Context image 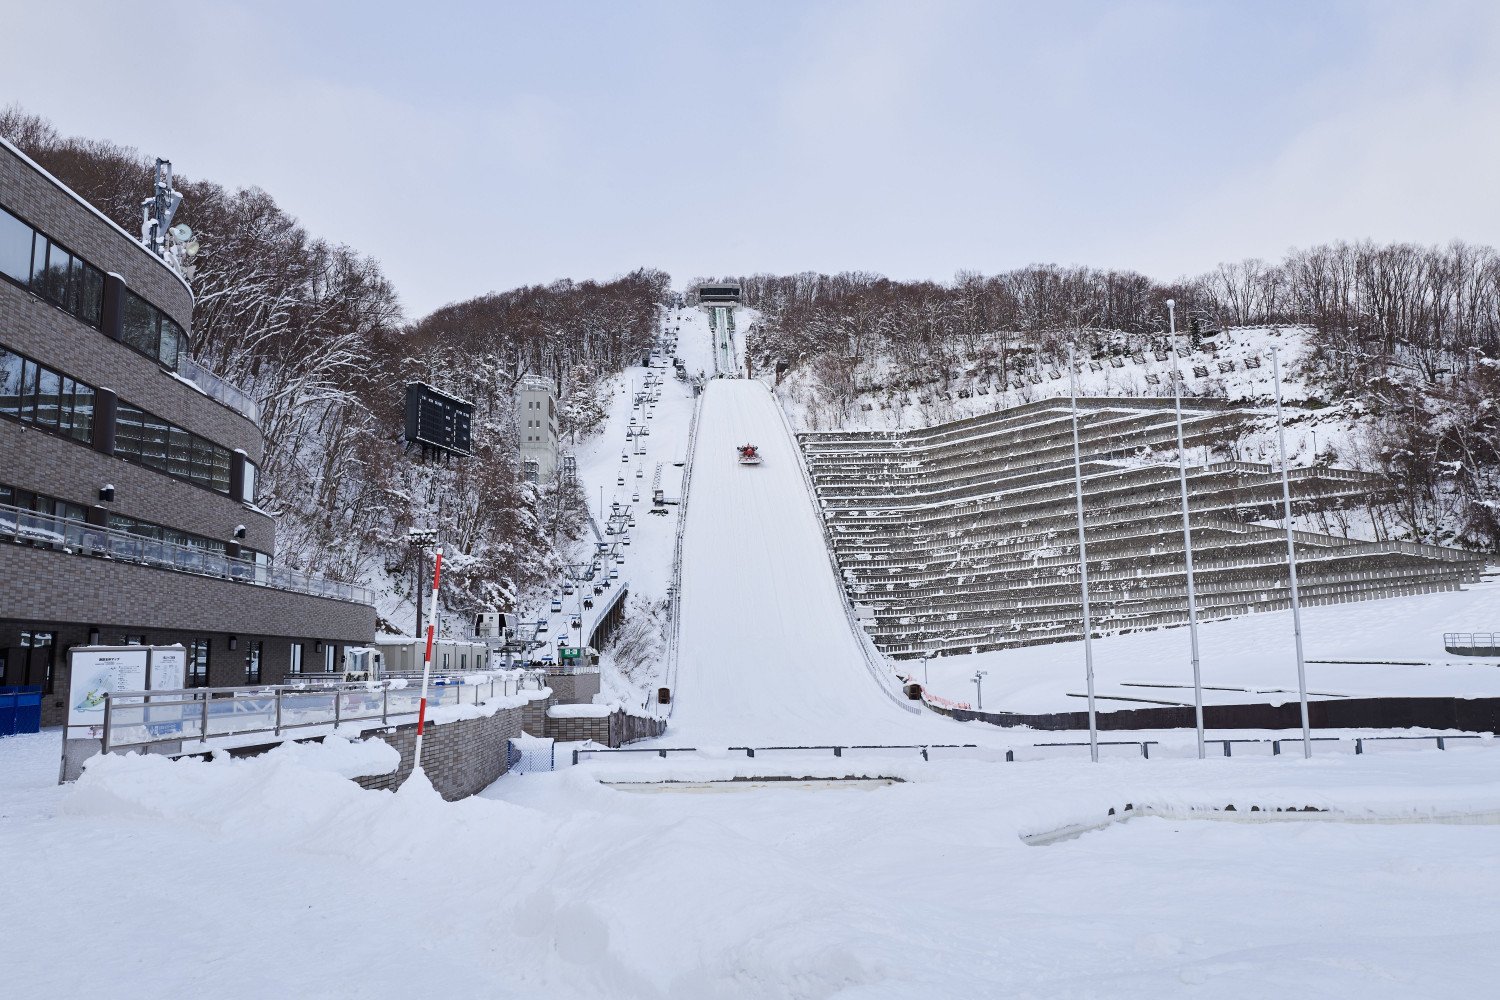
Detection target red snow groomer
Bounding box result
[736,443,762,465]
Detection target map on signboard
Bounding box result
[68,648,149,734]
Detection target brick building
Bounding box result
[1,136,375,725]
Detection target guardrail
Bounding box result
[97,672,538,755]
[1,501,374,606]
[573,734,1488,766]
[1444,632,1500,655]
[177,355,260,422]
[575,743,980,764]
[662,389,704,713]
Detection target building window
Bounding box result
[244,641,263,685]
[114,400,234,495]
[323,644,335,672]
[17,630,55,693]
[0,205,195,363]
[187,639,211,688]
[0,345,95,444]
[0,206,106,330]
[288,642,303,676]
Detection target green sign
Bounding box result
[559,647,582,660]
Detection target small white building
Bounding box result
[374,635,494,674]
[516,375,559,482]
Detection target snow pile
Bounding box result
[7,725,1500,997]
[425,687,551,725]
[548,703,614,719]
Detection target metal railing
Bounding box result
[575,743,981,764]
[0,501,373,606]
[663,389,704,711]
[177,354,260,422]
[573,734,1488,766]
[1444,632,1500,654]
[99,672,542,755]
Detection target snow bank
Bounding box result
[548,703,613,719]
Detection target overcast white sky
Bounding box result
[7,1,1499,318]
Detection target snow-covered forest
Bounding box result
[731,257,1500,551]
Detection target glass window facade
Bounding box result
[2,342,237,498]
[114,401,233,495]
[0,204,179,366]
[0,344,95,443]
[0,206,104,330]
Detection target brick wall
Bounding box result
[356,704,525,801]
[0,416,273,551]
[545,707,666,746]
[1,284,263,462]
[545,670,601,705]
[521,692,549,736]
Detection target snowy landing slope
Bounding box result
[671,378,977,746]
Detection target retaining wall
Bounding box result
[545,670,602,705]
[355,706,524,801]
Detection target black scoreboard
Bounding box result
[404,383,473,457]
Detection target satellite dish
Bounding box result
[183,238,200,257]
[169,223,193,243]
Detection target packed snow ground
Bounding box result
[917,576,1500,713]
[4,728,1500,998]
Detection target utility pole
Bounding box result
[972,669,987,712]
[1168,300,1206,759]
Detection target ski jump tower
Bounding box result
[697,282,741,377]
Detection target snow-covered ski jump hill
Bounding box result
[671,378,974,747]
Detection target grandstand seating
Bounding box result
[799,398,1485,658]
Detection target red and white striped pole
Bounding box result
[412,545,443,774]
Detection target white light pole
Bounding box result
[972,669,987,712]
[1167,301,1206,759]
[922,653,930,689]
[1068,345,1100,762]
[1272,345,1312,758]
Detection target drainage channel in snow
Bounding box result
[1022,803,1500,846]
[604,776,902,794]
